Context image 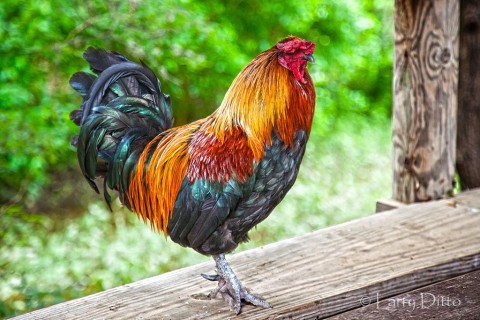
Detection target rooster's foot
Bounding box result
[201,254,271,314]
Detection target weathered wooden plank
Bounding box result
[452,188,480,209]
[326,270,480,320]
[375,198,406,212]
[457,0,480,189]
[392,0,459,203]
[11,190,480,320]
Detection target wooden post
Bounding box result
[457,0,480,189]
[392,0,459,203]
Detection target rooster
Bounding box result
[70,36,315,314]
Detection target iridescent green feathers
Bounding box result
[69,48,173,208]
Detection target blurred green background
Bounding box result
[0,0,393,317]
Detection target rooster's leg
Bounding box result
[201,254,271,314]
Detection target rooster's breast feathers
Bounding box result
[167,128,309,255]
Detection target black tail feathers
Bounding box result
[70,47,173,208]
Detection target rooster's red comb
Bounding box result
[276,36,315,54]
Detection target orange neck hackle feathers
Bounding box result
[209,43,316,160]
[127,37,316,234]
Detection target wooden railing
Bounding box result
[12,189,480,319]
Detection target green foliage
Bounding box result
[0,0,392,209]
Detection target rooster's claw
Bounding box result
[204,254,272,314]
[201,273,221,281]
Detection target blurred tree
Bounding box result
[0,0,392,213]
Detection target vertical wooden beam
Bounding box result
[457,0,480,189]
[392,0,459,203]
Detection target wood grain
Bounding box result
[12,189,480,320]
[452,188,480,208]
[457,0,480,190]
[392,0,459,203]
[326,270,480,320]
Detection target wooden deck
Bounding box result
[12,189,480,319]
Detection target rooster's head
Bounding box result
[276,36,315,84]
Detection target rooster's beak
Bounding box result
[303,54,315,63]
